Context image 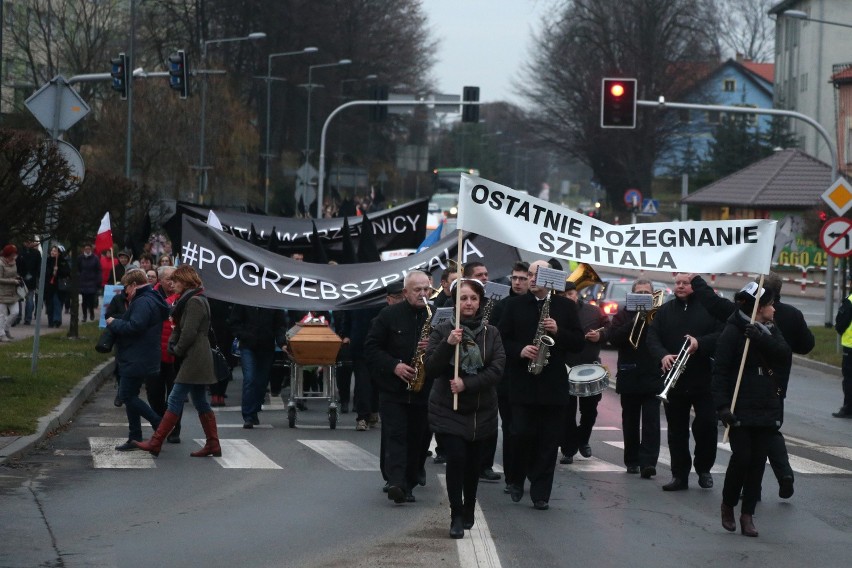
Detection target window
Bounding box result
[723,79,736,92]
[800,72,808,92]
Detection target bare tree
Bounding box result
[717,0,775,62]
[519,0,722,210]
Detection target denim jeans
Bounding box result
[24,288,36,323]
[118,374,161,441]
[240,348,274,421]
[167,382,212,415]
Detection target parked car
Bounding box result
[580,278,673,321]
[427,193,459,231]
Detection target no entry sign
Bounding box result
[820,217,852,258]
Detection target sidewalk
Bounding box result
[0,309,115,464]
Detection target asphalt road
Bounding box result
[1,354,850,568]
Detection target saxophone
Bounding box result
[527,292,556,375]
[408,302,433,392]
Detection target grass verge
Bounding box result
[0,322,112,435]
[806,326,842,368]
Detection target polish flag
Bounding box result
[94,212,113,255]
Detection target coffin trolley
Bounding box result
[284,319,343,429]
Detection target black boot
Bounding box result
[449,508,464,539]
[463,500,476,530]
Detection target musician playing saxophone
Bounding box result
[646,273,724,492]
[497,260,584,510]
[364,271,434,504]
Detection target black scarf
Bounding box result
[171,287,204,324]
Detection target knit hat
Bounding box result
[1,244,17,257]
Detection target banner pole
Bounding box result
[722,273,765,444]
[453,229,462,411]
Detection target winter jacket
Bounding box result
[76,253,102,294]
[169,292,215,385]
[108,285,169,377]
[497,292,585,406]
[16,247,40,289]
[425,320,505,441]
[609,306,663,395]
[0,257,19,304]
[712,311,791,427]
[565,300,609,366]
[364,300,432,405]
[227,305,286,352]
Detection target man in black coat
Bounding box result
[16,240,40,325]
[364,271,434,504]
[690,272,813,499]
[497,260,584,510]
[646,273,723,492]
[609,279,664,478]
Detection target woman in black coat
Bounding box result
[712,282,791,538]
[425,278,505,539]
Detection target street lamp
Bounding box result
[302,58,351,216]
[263,47,318,214]
[782,10,852,29]
[196,31,266,202]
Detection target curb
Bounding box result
[792,354,841,376]
[0,358,115,465]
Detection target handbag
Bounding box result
[95,327,115,353]
[211,344,232,383]
[16,281,28,301]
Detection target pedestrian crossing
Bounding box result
[80,428,852,474]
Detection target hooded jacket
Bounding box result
[108,284,169,377]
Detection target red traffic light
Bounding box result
[601,78,637,129]
[610,83,625,98]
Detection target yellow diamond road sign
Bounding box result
[822,178,852,216]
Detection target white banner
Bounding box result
[457,175,777,274]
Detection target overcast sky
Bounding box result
[425,0,554,106]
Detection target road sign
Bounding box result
[24,75,90,134]
[821,178,852,216]
[640,198,659,215]
[820,217,852,258]
[623,188,642,208]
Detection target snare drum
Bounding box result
[567,364,610,397]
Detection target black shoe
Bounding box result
[533,500,549,510]
[662,477,688,491]
[559,454,574,464]
[387,485,406,504]
[115,440,141,451]
[243,420,254,429]
[383,482,389,493]
[113,393,123,407]
[626,465,640,474]
[449,515,464,539]
[252,416,260,425]
[433,453,447,465]
[779,475,794,499]
[270,389,281,397]
[832,407,852,418]
[508,484,524,503]
[640,466,656,479]
[503,483,512,494]
[579,444,592,458]
[166,428,181,444]
[698,472,713,489]
[405,491,416,503]
[418,468,427,487]
[480,468,501,482]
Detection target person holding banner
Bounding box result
[646,273,723,492]
[364,271,434,504]
[712,283,791,537]
[497,260,584,510]
[425,278,505,538]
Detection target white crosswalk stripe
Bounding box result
[89,437,156,469]
[207,439,282,469]
[604,441,727,473]
[298,440,380,471]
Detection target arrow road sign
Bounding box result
[820,217,852,258]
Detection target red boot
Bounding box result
[135,411,180,457]
[191,411,222,457]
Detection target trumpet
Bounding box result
[657,337,691,403]
[628,290,665,349]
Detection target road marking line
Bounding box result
[89,437,156,469]
[202,439,282,469]
[298,440,380,471]
[814,446,852,462]
[604,441,727,474]
[716,442,850,475]
[438,474,502,568]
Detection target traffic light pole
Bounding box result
[315,98,481,218]
[639,97,839,326]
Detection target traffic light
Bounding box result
[369,85,388,122]
[601,78,637,128]
[168,50,190,99]
[819,210,828,223]
[111,53,128,100]
[462,86,480,123]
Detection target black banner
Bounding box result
[164,199,429,258]
[180,217,520,311]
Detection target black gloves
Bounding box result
[719,408,739,427]
[744,323,762,340]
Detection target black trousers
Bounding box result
[353,359,373,420]
[561,393,602,456]
[509,403,564,503]
[380,399,428,492]
[663,390,717,479]
[723,426,772,515]
[145,362,179,426]
[480,393,511,475]
[620,392,661,468]
[80,292,98,320]
[767,398,793,483]
[336,363,353,405]
[437,433,488,511]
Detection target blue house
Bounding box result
[656,57,775,176]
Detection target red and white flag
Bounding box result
[94,212,113,255]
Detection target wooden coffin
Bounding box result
[286,323,342,365]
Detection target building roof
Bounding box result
[682,149,831,208]
[741,61,774,84]
[768,0,803,15]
